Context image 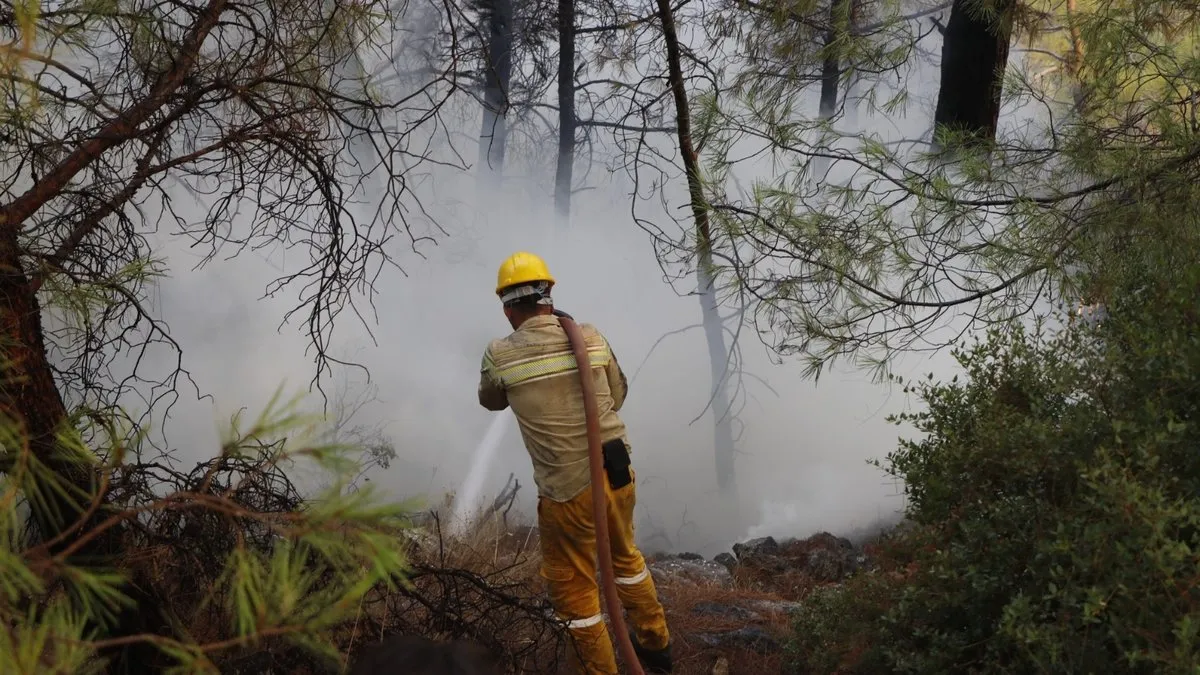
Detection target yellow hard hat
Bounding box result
[495,251,556,295]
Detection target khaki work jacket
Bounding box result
[478,314,630,502]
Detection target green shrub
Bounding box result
[786,571,899,674]
[791,247,1200,673]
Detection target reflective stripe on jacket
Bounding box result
[478,314,629,502]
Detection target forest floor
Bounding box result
[399,515,881,675]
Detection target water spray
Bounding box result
[451,413,511,536]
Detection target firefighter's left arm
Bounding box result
[478,347,509,411]
[605,339,629,411]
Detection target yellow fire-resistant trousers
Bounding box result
[537,470,670,675]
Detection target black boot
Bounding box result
[629,628,673,674]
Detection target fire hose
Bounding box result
[556,310,645,675]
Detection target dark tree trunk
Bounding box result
[813,0,848,182]
[932,0,1015,147]
[818,52,838,120]
[0,227,167,674]
[0,3,229,667]
[0,228,89,541]
[818,0,847,121]
[477,0,514,179]
[554,0,575,222]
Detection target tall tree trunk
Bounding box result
[1063,0,1089,112]
[554,0,575,222]
[655,0,737,498]
[0,229,90,543]
[932,0,1015,148]
[814,0,848,182]
[818,0,846,121]
[1065,0,1083,77]
[477,0,514,180]
[842,1,863,128]
[699,265,737,495]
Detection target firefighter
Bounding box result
[477,251,673,674]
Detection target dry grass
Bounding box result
[731,564,821,603]
[413,513,543,575]
[342,512,572,674]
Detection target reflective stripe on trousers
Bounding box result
[538,469,670,675]
[565,613,604,630]
[614,567,650,586]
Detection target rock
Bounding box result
[399,529,438,553]
[694,626,779,654]
[712,657,730,675]
[723,531,870,593]
[732,536,779,561]
[732,537,791,575]
[649,556,732,588]
[805,531,855,553]
[713,552,737,571]
[677,551,704,561]
[806,548,848,582]
[799,532,862,581]
[690,601,761,622]
[745,599,803,615]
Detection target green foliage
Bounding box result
[790,231,1200,673]
[787,572,898,674]
[0,386,415,674]
[689,0,1200,381]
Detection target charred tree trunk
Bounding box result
[655,0,737,499]
[818,0,847,121]
[814,0,848,182]
[554,0,576,222]
[477,0,514,180]
[932,0,1015,148]
[0,229,91,541]
[818,53,837,119]
[841,1,864,127]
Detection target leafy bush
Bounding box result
[790,244,1200,673]
[786,573,897,674]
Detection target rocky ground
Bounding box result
[644,532,873,674]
